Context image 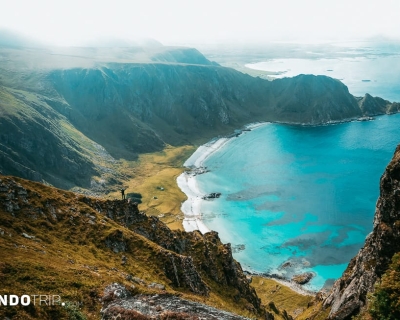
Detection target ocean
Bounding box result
[194,115,400,291]
[246,41,400,102]
[181,42,400,291]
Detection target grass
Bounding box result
[0,175,265,320]
[0,176,172,319]
[250,276,314,319]
[108,145,196,230]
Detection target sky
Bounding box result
[1,0,400,46]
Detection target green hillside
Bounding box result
[1,46,398,191]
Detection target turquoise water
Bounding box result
[196,114,400,290]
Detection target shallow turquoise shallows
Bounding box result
[195,113,400,291]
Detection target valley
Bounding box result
[1,45,399,193]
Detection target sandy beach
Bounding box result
[177,137,230,234]
[176,122,267,234]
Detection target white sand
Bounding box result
[177,123,269,235]
[177,137,232,234]
[183,137,230,167]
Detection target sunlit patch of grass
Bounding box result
[251,276,314,319]
[109,145,195,230]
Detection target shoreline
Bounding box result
[175,117,380,293]
[176,116,365,234]
[176,122,267,234]
[244,270,318,297]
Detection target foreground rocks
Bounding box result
[0,174,263,317]
[291,272,314,285]
[80,195,262,311]
[101,283,251,320]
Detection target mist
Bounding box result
[1,0,400,47]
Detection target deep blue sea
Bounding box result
[196,114,400,291]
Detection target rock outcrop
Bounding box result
[100,283,251,320]
[322,144,400,319]
[291,272,314,285]
[0,175,263,318]
[82,196,260,309]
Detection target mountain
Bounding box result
[0,46,399,191]
[357,93,400,116]
[0,174,267,319]
[268,74,362,123]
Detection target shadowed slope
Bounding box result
[1,46,399,190]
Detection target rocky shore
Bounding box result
[101,283,253,320]
[243,271,316,297]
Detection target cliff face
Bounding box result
[0,86,97,188]
[357,93,391,116]
[47,64,271,156]
[82,195,261,311]
[322,144,400,319]
[269,74,362,123]
[0,175,263,319]
[1,46,399,190]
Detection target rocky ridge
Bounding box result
[0,174,264,319]
[81,195,261,311]
[321,144,400,319]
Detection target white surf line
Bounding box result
[177,137,231,234]
[177,123,269,234]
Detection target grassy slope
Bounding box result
[0,85,100,188]
[0,175,267,320]
[370,253,400,318]
[251,276,313,319]
[108,145,196,230]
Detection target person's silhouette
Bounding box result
[121,188,125,200]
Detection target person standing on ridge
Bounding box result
[121,188,126,200]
